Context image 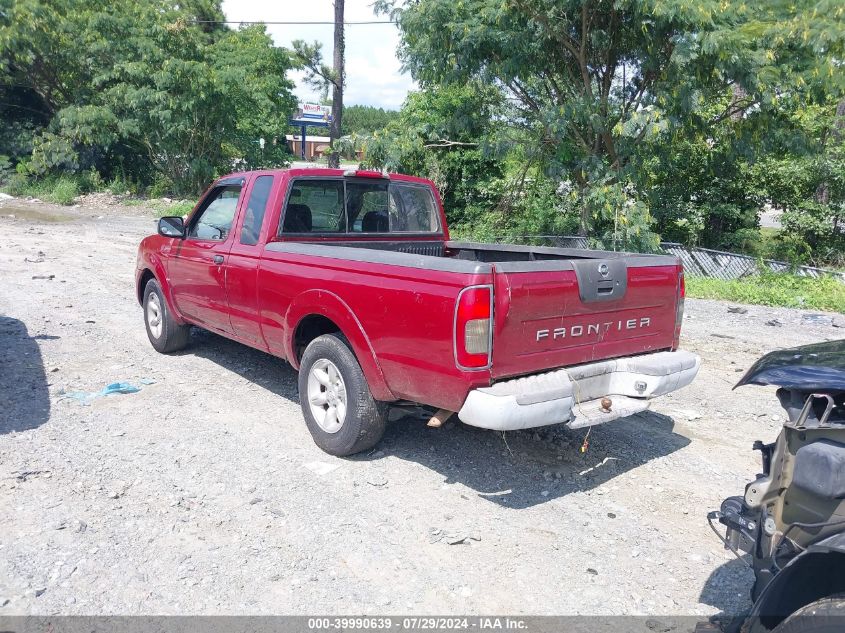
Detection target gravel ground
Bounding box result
[0,198,842,618]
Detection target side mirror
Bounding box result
[158,216,185,238]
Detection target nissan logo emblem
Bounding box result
[598,263,610,278]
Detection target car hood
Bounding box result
[734,339,845,391]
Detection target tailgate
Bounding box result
[490,257,681,380]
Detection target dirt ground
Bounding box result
[0,197,842,618]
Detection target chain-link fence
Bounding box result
[491,235,845,284]
[659,243,845,282]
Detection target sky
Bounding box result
[220,0,415,111]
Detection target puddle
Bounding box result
[0,204,73,222]
[802,313,834,326]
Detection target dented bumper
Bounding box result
[457,350,700,431]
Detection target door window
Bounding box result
[240,176,274,245]
[188,185,242,241]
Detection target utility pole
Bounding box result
[328,0,345,168]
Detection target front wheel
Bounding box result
[298,333,387,456]
[769,594,845,633]
[143,278,191,353]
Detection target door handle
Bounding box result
[212,255,224,264]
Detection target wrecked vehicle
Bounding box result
[709,340,845,632]
[136,168,699,456]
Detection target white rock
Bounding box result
[674,409,702,421]
[303,461,341,476]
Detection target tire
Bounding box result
[298,333,387,456]
[143,278,190,353]
[769,594,845,633]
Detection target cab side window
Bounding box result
[188,185,242,241]
[240,176,274,245]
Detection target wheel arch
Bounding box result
[293,314,342,360]
[284,290,395,402]
[136,254,185,324]
[751,542,845,630]
[137,269,156,305]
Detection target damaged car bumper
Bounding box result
[457,350,701,431]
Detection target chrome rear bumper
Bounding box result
[457,350,700,431]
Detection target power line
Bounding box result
[192,19,394,26]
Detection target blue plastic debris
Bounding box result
[62,381,142,406]
[101,382,141,395]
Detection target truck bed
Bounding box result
[265,239,682,382]
[281,238,672,265]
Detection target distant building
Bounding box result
[285,135,364,162]
[285,135,331,161]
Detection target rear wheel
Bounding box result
[143,278,190,353]
[769,594,845,633]
[298,333,387,456]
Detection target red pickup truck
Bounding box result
[136,168,699,456]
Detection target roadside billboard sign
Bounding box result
[291,103,332,125]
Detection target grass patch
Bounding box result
[45,177,80,205]
[2,175,80,205]
[687,272,845,312]
[1,172,198,216]
[147,199,195,218]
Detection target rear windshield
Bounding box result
[280,178,441,235]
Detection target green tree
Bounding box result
[631,91,763,251]
[378,0,845,247]
[342,105,399,135]
[362,83,506,228]
[0,0,297,194]
[752,99,845,265]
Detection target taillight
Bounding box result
[673,271,685,349]
[454,285,493,370]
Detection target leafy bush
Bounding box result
[686,272,845,312]
[756,230,815,266]
[0,155,12,183]
[106,174,138,196]
[1,173,31,197]
[78,169,105,193]
[146,177,171,198]
[451,176,582,242]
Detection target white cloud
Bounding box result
[221,0,415,110]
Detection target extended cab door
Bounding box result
[225,174,278,348]
[167,179,244,334]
